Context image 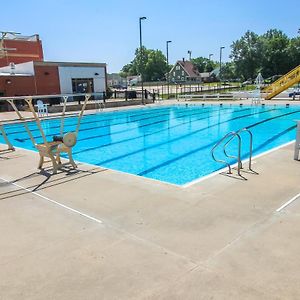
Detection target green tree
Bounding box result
[230,31,263,80]
[120,47,168,81]
[191,57,217,73]
[260,29,290,78]
[220,62,237,81]
[120,63,135,78]
[287,36,300,71]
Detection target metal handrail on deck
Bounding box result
[211,131,236,174]
[223,128,254,172]
[211,128,254,176]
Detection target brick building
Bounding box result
[0,32,107,99]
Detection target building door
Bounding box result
[72,78,94,94]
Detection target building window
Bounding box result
[173,72,175,76]
[72,78,94,93]
[182,71,184,75]
[176,65,180,70]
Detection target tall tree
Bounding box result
[287,36,300,71]
[230,31,263,80]
[220,62,236,81]
[191,57,217,73]
[260,29,290,78]
[120,47,168,81]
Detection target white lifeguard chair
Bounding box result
[252,72,264,105]
[36,99,48,117]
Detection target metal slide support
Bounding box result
[6,99,37,146]
[75,94,91,136]
[60,96,69,135]
[0,122,14,150]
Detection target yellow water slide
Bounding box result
[263,65,300,100]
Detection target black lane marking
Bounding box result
[5,106,175,135]
[138,110,300,176]
[90,108,277,166]
[72,107,252,155]
[19,105,234,143]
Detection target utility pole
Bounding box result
[166,40,172,99]
[219,46,225,86]
[139,17,147,105]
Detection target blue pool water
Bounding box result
[1,104,299,185]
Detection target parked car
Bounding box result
[288,91,300,98]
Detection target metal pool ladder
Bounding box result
[211,128,256,178]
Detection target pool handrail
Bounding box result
[223,128,254,172]
[211,131,236,174]
[211,128,254,177]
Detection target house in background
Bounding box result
[199,72,216,83]
[127,75,141,86]
[107,73,126,88]
[168,59,201,83]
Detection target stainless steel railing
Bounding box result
[211,128,254,177]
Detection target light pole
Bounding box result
[209,53,213,60]
[166,40,172,99]
[219,46,225,85]
[188,50,192,61]
[139,17,147,104]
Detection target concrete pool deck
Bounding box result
[1,101,300,299]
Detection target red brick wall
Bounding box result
[34,65,61,95]
[0,66,61,98]
[0,39,44,67]
[0,76,36,97]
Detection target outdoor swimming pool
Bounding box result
[1,104,299,185]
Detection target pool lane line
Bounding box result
[0,176,103,224]
[250,125,296,155]
[5,105,176,131]
[75,106,235,143]
[246,109,300,129]
[138,111,300,177]
[276,192,300,212]
[90,108,277,166]
[72,107,252,156]
[3,108,175,135]
[15,108,237,148]
[17,105,225,143]
[9,105,214,142]
[3,105,176,136]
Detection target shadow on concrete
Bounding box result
[0,165,108,201]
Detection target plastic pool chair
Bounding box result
[37,100,48,117]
